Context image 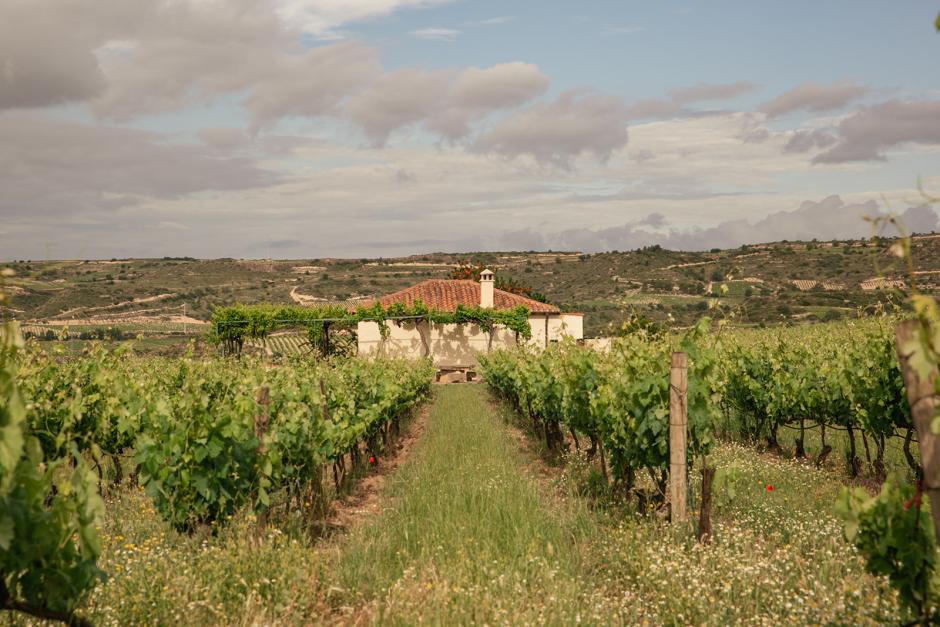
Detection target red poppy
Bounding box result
[766,484,774,492]
[369,456,376,464]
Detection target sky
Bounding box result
[2,0,940,260]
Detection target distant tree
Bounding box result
[449,262,549,303]
[497,275,549,303]
[449,261,488,280]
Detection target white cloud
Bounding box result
[0,0,109,109]
[347,68,451,145]
[813,100,940,163]
[466,16,513,26]
[504,195,938,252]
[761,80,870,117]
[624,81,759,121]
[198,127,251,152]
[4,106,938,260]
[275,0,454,38]
[3,1,938,260]
[448,63,549,110]
[0,112,280,216]
[473,90,629,167]
[157,221,191,231]
[347,62,549,146]
[0,0,384,128]
[94,39,138,58]
[669,81,759,104]
[410,27,461,41]
[624,98,682,120]
[2,0,545,140]
[783,128,837,153]
[242,42,381,132]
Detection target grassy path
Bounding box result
[325,385,901,626]
[326,384,599,624]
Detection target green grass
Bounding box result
[323,386,900,625]
[326,385,598,624]
[20,385,904,625]
[714,407,919,481]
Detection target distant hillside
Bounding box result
[3,234,939,336]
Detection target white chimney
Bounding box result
[480,268,494,308]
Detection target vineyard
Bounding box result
[478,314,940,622]
[480,317,915,489]
[245,334,314,357]
[479,318,723,496]
[1,308,434,624]
[5,0,940,622]
[4,289,940,623]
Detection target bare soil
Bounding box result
[326,396,433,532]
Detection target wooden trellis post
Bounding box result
[670,352,688,523]
[254,385,270,535]
[895,320,940,543]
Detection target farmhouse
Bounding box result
[357,269,583,366]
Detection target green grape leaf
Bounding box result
[0,512,13,550]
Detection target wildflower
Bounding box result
[369,456,377,464]
[766,484,774,492]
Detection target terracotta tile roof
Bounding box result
[358,279,559,313]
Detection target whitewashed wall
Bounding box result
[526,313,584,348]
[358,313,583,366]
[357,321,517,366]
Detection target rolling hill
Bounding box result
[3,234,938,337]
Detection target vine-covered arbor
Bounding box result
[211,301,532,358]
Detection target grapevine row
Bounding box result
[482,315,918,488]
[19,345,434,531]
[721,318,914,477]
[479,319,723,497]
[3,317,433,622]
